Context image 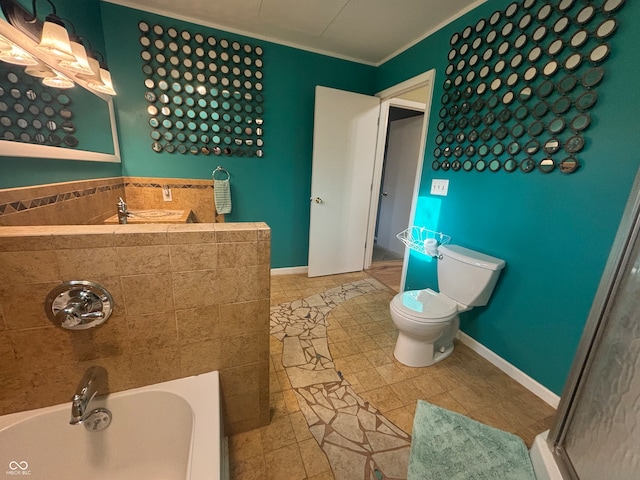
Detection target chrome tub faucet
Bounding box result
[70,366,108,425]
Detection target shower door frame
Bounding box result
[548,166,640,479]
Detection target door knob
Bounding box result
[310,197,324,204]
[381,192,388,196]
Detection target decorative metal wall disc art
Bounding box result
[139,20,265,157]
[433,0,624,174]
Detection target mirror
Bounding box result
[560,157,579,173]
[565,135,585,153]
[520,158,536,173]
[0,11,119,163]
[538,158,556,173]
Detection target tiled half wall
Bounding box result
[0,176,223,226]
[0,222,270,435]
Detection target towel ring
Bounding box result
[213,166,230,181]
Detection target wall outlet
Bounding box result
[430,179,449,196]
[162,186,172,202]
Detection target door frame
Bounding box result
[364,70,435,292]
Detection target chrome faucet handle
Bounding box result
[45,281,113,331]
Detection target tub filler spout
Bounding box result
[70,366,108,425]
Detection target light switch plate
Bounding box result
[430,179,449,196]
[162,187,172,202]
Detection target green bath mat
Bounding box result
[408,400,537,480]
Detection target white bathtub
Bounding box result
[0,371,228,480]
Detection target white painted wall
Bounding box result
[376,115,423,256]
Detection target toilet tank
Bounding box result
[437,245,506,307]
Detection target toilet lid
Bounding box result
[391,289,458,322]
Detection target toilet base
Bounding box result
[393,332,455,367]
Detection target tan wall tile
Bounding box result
[217,266,270,304]
[56,247,119,278]
[0,233,54,252]
[221,333,260,368]
[121,273,174,316]
[130,346,181,386]
[10,326,74,370]
[69,314,130,362]
[176,306,220,345]
[167,224,216,245]
[179,339,222,377]
[221,363,260,396]
[172,270,218,309]
[0,250,60,283]
[0,333,19,374]
[0,282,59,330]
[216,224,258,243]
[126,311,178,353]
[218,242,259,268]
[224,390,261,424]
[219,300,270,338]
[170,243,217,271]
[116,245,171,275]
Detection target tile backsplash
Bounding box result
[0,222,270,435]
[0,176,223,226]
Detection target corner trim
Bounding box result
[456,331,561,408]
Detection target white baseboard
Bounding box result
[271,266,308,276]
[456,331,560,408]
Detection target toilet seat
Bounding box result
[391,288,458,323]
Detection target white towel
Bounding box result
[214,179,232,214]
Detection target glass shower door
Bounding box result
[550,169,640,479]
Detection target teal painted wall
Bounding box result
[99,3,376,268]
[377,0,640,394]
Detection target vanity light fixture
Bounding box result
[0,0,117,95]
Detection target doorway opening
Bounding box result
[365,72,435,293]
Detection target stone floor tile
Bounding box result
[307,470,335,480]
[229,454,268,480]
[375,363,407,385]
[426,391,469,416]
[289,410,314,442]
[264,443,307,480]
[382,406,415,435]
[299,438,332,478]
[260,415,296,453]
[351,368,387,392]
[362,385,404,412]
[229,428,264,463]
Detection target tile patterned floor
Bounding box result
[228,272,557,480]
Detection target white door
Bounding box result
[376,115,424,256]
[308,86,380,277]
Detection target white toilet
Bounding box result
[389,244,505,367]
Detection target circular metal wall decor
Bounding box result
[434,0,625,174]
[0,65,78,149]
[139,20,265,157]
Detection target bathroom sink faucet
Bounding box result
[70,366,108,425]
[117,197,128,224]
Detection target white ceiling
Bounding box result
[105,0,485,65]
